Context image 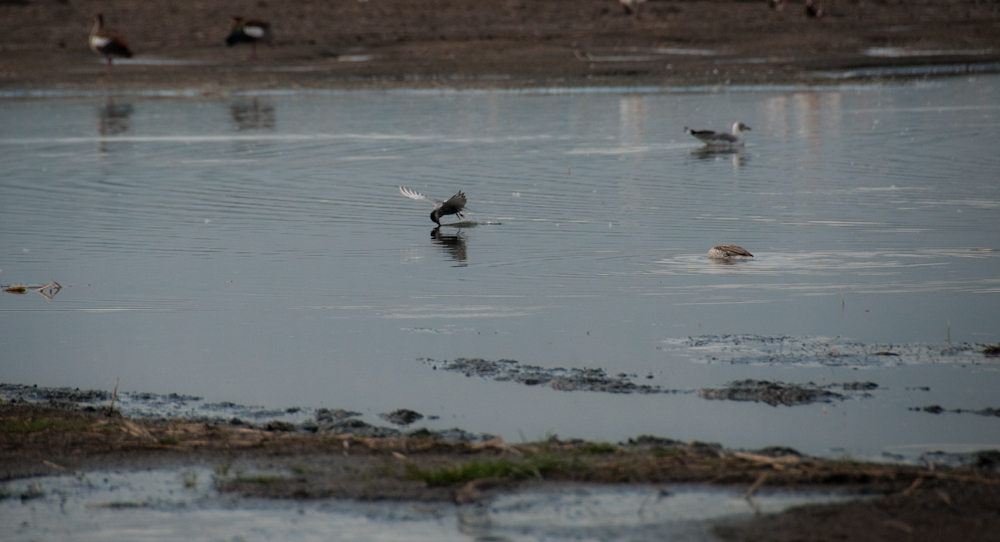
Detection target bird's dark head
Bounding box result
[430,209,442,226]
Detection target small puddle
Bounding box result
[2,468,852,542]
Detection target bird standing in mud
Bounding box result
[225,17,273,60]
[707,245,754,260]
[89,13,133,71]
[685,122,751,147]
[399,186,468,227]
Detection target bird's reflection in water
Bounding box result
[230,97,276,132]
[690,146,748,167]
[97,98,133,137]
[431,227,468,267]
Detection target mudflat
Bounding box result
[2,0,999,92]
[2,399,999,541]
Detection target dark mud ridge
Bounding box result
[698,379,876,407]
[911,405,1000,418]
[423,357,687,394]
[0,383,484,442]
[661,335,1000,367]
[422,358,877,406]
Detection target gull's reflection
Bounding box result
[431,227,468,266]
[97,98,133,136]
[230,97,276,132]
[690,146,748,167]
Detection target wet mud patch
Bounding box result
[380,408,425,426]
[713,476,1000,542]
[910,405,1000,418]
[660,335,997,367]
[0,383,481,443]
[697,379,870,407]
[421,357,689,395]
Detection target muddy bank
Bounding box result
[713,475,1000,542]
[2,0,1000,93]
[3,399,1000,540]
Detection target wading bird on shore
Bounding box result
[225,17,273,60]
[708,245,754,260]
[89,14,133,71]
[399,186,468,227]
[685,122,751,147]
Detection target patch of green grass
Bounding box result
[405,452,590,486]
[290,465,324,476]
[181,471,198,489]
[214,463,232,477]
[158,436,179,445]
[577,442,618,455]
[652,448,683,458]
[405,458,535,486]
[0,417,94,434]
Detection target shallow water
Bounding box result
[1,76,999,459]
[2,468,849,542]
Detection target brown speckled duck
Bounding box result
[708,245,754,260]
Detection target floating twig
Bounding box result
[2,279,62,300]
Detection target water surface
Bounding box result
[2,76,999,459]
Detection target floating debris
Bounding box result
[660,335,995,367]
[423,358,686,395]
[697,379,846,407]
[2,279,61,300]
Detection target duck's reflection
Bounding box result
[690,146,748,167]
[97,98,133,136]
[431,227,468,266]
[230,97,276,132]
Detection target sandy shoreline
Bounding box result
[3,0,1000,94]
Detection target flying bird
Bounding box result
[399,186,468,227]
[89,13,133,71]
[225,17,273,60]
[708,245,754,260]
[685,122,751,147]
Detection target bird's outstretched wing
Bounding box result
[399,186,443,206]
[714,245,754,258]
[440,191,467,214]
[686,128,737,144]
